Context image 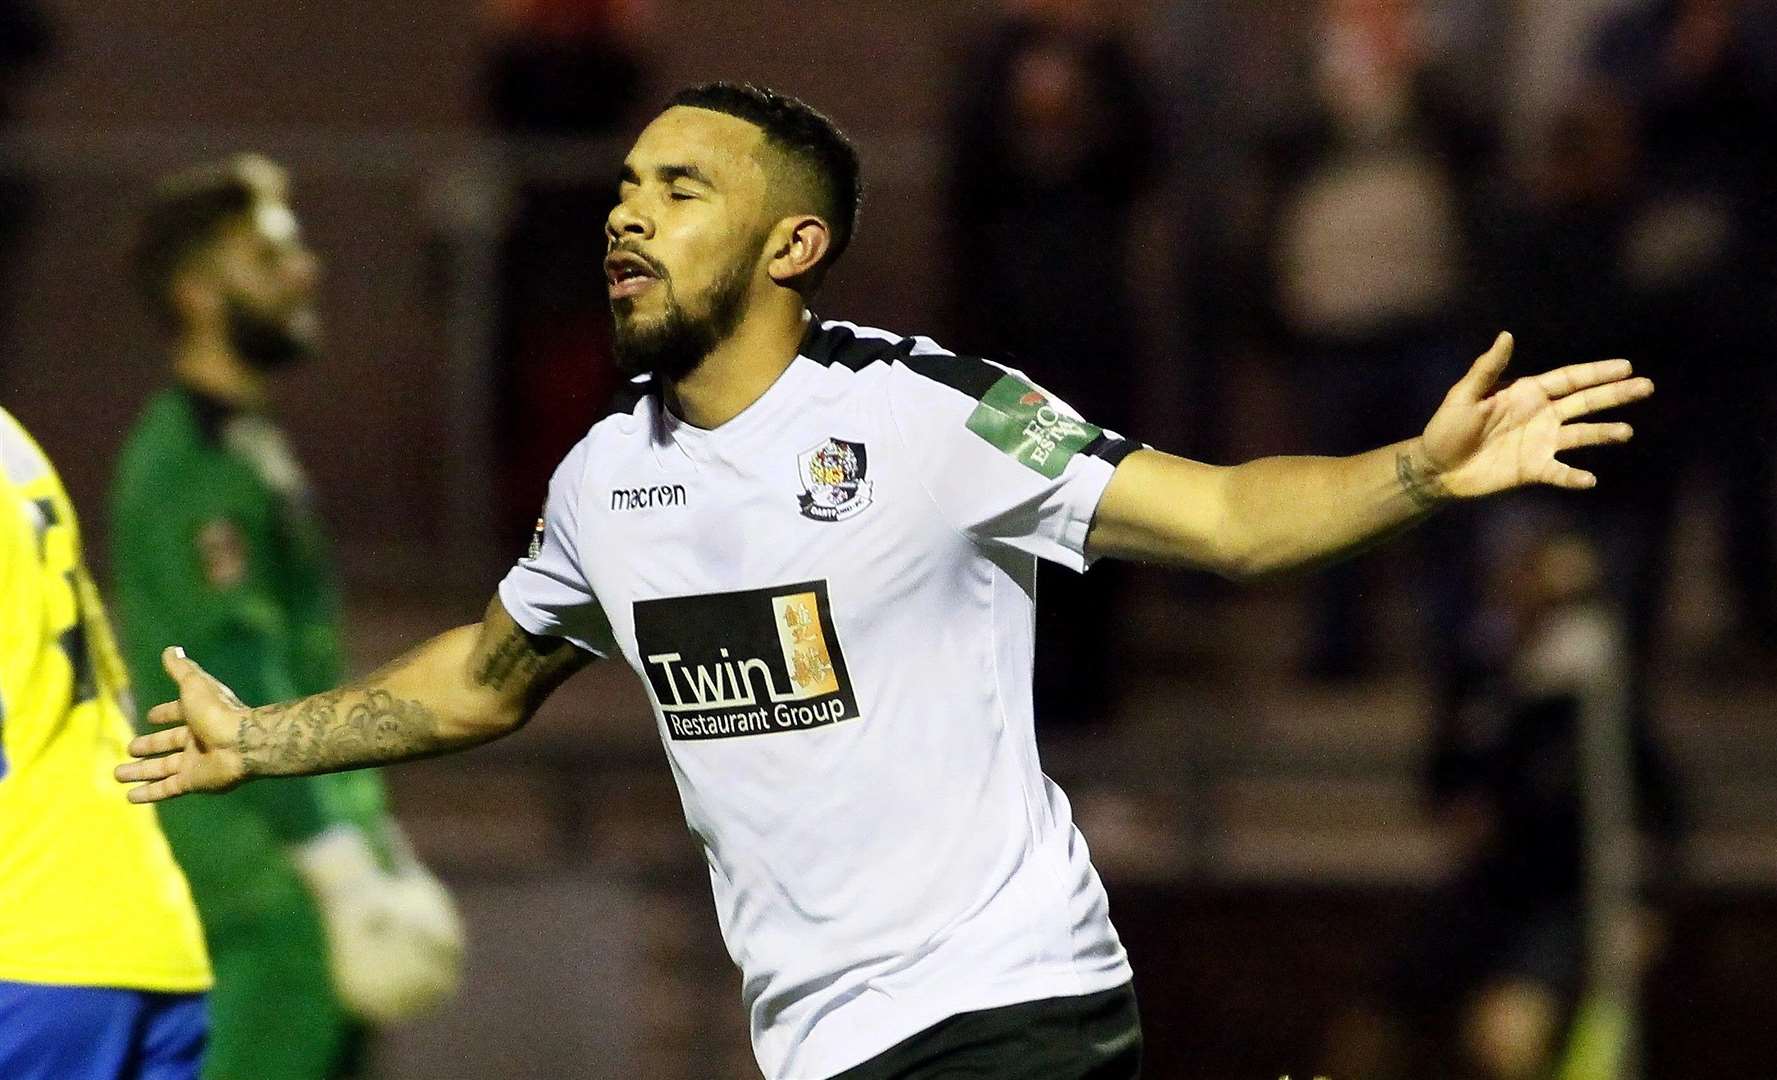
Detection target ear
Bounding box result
[765,215,832,287]
[170,267,221,326]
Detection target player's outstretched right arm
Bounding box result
[115,595,590,803]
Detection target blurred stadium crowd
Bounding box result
[3,0,1776,1078]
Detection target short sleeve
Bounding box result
[885,352,1143,572]
[497,438,617,656]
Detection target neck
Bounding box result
[171,332,267,410]
[663,296,807,429]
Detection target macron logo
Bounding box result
[611,484,688,511]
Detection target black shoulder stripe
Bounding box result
[799,319,906,372]
[898,351,1003,400]
[801,317,1006,401]
[1082,434,1143,467]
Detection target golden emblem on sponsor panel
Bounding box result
[772,592,838,697]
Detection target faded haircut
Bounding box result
[667,82,862,291]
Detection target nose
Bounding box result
[605,196,652,246]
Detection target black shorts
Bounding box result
[827,984,1142,1080]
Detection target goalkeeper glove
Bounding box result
[293,824,465,1024]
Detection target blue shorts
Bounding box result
[0,980,207,1080]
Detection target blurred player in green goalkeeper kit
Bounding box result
[109,154,464,1080]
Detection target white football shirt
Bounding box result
[499,317,1139,1079]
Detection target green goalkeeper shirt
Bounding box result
[111,384,389,932]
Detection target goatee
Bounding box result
[226,299,319,372]
[612,257,751,382]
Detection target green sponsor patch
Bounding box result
[964,374,1102,479]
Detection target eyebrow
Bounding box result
[618,163,717,188]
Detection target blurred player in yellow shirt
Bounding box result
[0,406,210,1078]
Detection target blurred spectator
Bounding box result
[1325,525,1683,1080]
[1254,0,1499,682]
[945,1,1160,728]
[0,0,52,362]
[1486,90,1640,380]
[1485,88,1654,705]
[1158,1,1306,465]
[1582,0,1777,677]
[1504,0,1632,155]
[484,0,650,543]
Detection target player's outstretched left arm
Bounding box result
[1085,332,1654,579]
[115,595,590,803]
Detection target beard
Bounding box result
[611,253,753,382]
[226,297,320,372]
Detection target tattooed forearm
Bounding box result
[1395,451,1452,512]
[238,687,441,776]
[228,613,586,779]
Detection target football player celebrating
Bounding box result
[121,86,1651,1080]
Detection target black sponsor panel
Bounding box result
[633,579,859,740]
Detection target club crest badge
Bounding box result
[195,517,249,589]
[797,438,873,523]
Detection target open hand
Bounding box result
[1422,332,1654,498]
[115,647,252,803]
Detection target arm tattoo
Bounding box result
[234,622,581,777]
[473,624,560,692]
[473,623,581,711]
[1395,451,1452,512]
[238,687,440,775]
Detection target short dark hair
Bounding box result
[132,153,285,330]
[666,82,862,286]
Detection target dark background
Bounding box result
[4,1,1775,1076]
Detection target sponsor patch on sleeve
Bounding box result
[964,374,1103,479]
